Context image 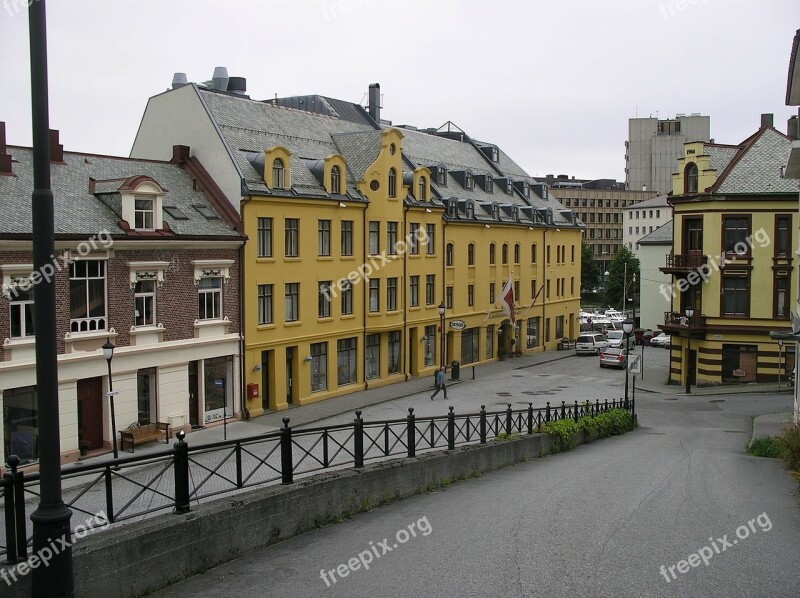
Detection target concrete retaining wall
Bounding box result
[1,426,626,597]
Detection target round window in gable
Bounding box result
[370,180,380,191]
[389,143,396,155]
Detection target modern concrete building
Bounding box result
[626,114,711,195]
[623,195,672,254]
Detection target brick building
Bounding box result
[0,125,244,465]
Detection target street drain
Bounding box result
[496,392,512,396]
[664,398,679,401]
[709,399,725,403]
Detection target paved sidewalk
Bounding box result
[74,344,796,468]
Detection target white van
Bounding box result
[575,333,608,355]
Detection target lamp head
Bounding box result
[685,307,695,319]
[438,303,445,316]
[622,319,634,334]
[102,339,115,363]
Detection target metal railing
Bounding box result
[2,399,632,562]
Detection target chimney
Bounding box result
[172,72,188,89]
[227,76,247,95]
[0,122,12,175]
[212,66,229,91]
[368,83,381,123]
[171,145,191,164]
[49,129,63,163]
[760,113,774,128]
[788,115,799,141]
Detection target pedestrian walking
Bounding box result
[431,366,448,400]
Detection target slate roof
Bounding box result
[198,88,375,198]
[632,195,670,209]
[0,147,241,238]
[712,127,796,194]
[637,220,673,245]
[704,144,739,175]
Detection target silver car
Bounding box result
[576,333,608,355]
[599,347,628,368]
[605,330,636,351]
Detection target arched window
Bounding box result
[388,168,397,198]
[489,243,496,264]
[418,176,427,200]
[531,243,537,263]
[272,158,285,189]
[685,162,698,194]
[468,243,475,266]
[330,165,341,194]
[502,243,508,264]
[446,242,454,267]
[514,243,520,264]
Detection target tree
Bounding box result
[580,241,601,292]
[605,247,640,310]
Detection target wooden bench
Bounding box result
[119,421,170,453]
[557,337,576,350]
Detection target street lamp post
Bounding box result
[685,307,695,394]
[438,303,446,369]
[102,340,119,462]
[778,339,784,388]
[623,319,634,409]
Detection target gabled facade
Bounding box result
[0,127,244,464]
[659,117,797,386]
[132,78,581,416]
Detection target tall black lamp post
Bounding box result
[438,303,446,368]
[685,307,695,394]
[28,2,74,594]
[778,339,784,388]
[102,340,119,462]
[622,319,634,408]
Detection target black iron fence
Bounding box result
[2,398,632,562]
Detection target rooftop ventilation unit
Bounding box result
[172,73,188,89]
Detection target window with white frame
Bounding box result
[341,220,353,256]
[426,224,435,255]
[134,280,156,326]
[387,222,398,255]
[388,168,397,198]
[273,158,286,189]
[369,221,379,255]
[134,196,155,230]
[418,177,427,200]
[69,259,107,333]
[387,277,398,311]
[410,223,420,255]
[369,279,380,312]
[9,286,34,338]
[410,275,419,307]
[258,284,273,325]
[198,277,222,320]
[426,274,435,305]
[330,165,341,195]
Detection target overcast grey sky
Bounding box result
[2,0,799,182]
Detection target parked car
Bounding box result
[650,333,671,348]
[605,330,636,351]
[575,333,608,355]
[634,328,654,345]
[599,347,628,368]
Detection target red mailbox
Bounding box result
[247,383,259,399]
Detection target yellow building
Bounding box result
[132,78,581,416]
[659,115,797,386]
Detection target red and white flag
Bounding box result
[499,276,515,325]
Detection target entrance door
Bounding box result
[261,350,271,411]
[286,347,294,404]
[683,217,703,266]
[188,361,200,427]
[687,348,697,386]
[77,378,103,451]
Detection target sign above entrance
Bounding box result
[449,320,467,330]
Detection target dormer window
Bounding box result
[388,167,397,198]
[491,203,499,220]
[465,200,475,219]
[465,171,474,190]
[418,176,427,201]
[272,158,286,189]
[437,166,447,186]
[523,183,530,197]
[506,181,514,196]
[512,206,519,221]
[491,147,499,162]
[448,201,458,218]
[485,176,493,193]
[331,165,341,195]
[134,196,155,230]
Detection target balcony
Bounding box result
[661,254,707,274]
[662,311,706,333]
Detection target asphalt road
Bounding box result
[154,361,800,598]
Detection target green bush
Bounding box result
[539,408,634,452]
[747,436,786,459]
[782,423,800,471]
